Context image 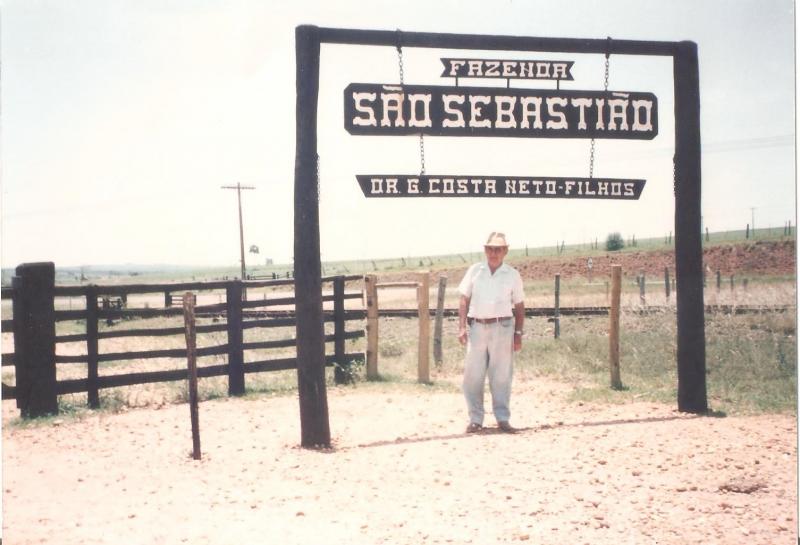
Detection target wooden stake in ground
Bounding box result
[182,293,201,460]
[433,275,447,366]
[417,272,431,383]
[609,266,623,390]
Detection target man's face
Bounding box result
[484,245,508,269]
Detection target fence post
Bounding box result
[664,267,671,302]
[433,275,447,366]
[85,286,100,409]
[182,293,201,460]
[609,265,623,390]
[554,274,560,339]
[639,272,646,305]
[13,262,58,417]
[364,274,379,380]
[716,270,721,292]
[165,291,172,308]
[226,281,245,396]
[417,272,431,383]
[333,276,347,385]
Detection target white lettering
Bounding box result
[520,97,543,129]
[552,63,569,79]
[518,180,530,194]
[502,61,516,77]
[632,99,654,132]
[571,98,592,130]
[563,181,575,195]
[467,60,483,76]
[545,97,568,129]
[352,92,377,126]
[531,181,543,194]
[495,96,517,129]
[442,178,455,194]
[536,62,551,78]
[485,61,500,77]
[624,182,634,196]
[597,182,609,196]
[468,95,492,128]
[370,178,383,194]
[608,97,629,131]
[505,179,517,194]
[429,178,441,193]
[408,93,432,128]
[408,178,420,193]
[485,179,497,194]
[448,59,466,76]
[456,178,469,194]
[545,180,557,195]
[442,94,466,128]
[385,178,398,194]
[380,92,405,127]
[594,98,605,130]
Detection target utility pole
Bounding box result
[221,183,255,280]
[749,207,756,238]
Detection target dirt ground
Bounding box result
[3,376,796,545]
[383,239,797,284]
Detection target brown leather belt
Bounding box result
[469,317,512,324]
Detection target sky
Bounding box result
[1,0,796,268]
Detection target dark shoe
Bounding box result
[497,421,516,434]
[466,423,483,433]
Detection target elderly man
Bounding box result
[458,232,525,433]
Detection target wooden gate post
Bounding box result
[417,272,430,383]
[333,276,347,384]
[609,265,623,390]
[364,274,379,380]
[295,25,330,448]
[674,41,708,413]
[433,275,447,366]
[13,262,58,417]
[226,281,245,396]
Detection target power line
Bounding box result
[221,183,255,280]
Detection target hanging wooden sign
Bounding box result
[356,175,646,200]
[345,83,657,139]
[440,58,574,81]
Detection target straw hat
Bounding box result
[484,232,509,247]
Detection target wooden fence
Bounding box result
[1,262,365,418]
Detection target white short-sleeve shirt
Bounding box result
[458,262,524,319]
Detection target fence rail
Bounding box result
[2,264,365,417]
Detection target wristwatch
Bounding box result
[514,330,523,335]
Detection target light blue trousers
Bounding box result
[463,319,514,425]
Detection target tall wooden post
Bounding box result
[364,274,379,380]
[609,265,623,390]
[85,286,100,408]
[673,41,707,413]
[226,281,245,396]
[13,263,58,417]
[333,276,347,384]
[417,272,430,383]
[433,275,447,365]
[294,25,330,448]
[664,267,671,302]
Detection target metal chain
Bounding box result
[589,42,612,179]
[396,31,426,175]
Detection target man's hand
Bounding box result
[458,327,468,346]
